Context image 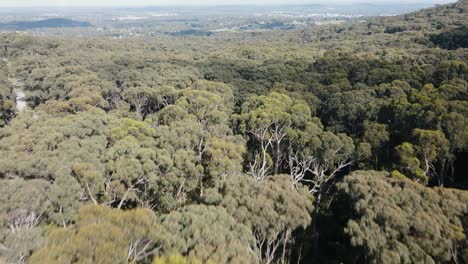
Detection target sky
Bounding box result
[0,0,457,7]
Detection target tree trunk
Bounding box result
[198,138,205,197]
[281,229,291,264]
[85,180,98,205]
[374,154,378,170]
[275,141,282,175]
[118,188,132,209]
[312,191,322,259]
[439,159,447,187]
[450,160,455,183]
[296,242,303,264]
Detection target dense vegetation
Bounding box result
[0,1,467,263]
[0,18,91,30]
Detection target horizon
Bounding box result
[0,0,457,7]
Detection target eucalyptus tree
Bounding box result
[0,178,49,263]
[205,174,313,264]
[338,170,468,263]
[0,70,15,126]
[0,106,110,221]
[412,129,450,186]
[30,205,169,264]
[152,87,243,208]
[359,121,390,169]
[160,205,257,264]
[105,117,160,209]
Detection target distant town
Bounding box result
[0,3,439,37]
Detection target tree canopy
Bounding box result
[0,1,467,263]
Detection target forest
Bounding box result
[0,18,91,31]
[0,0,467,263]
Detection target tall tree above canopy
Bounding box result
[152,88,243,208]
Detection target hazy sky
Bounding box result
[0,0,457,7]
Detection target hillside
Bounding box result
[0,18,91,30]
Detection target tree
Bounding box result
[152,88,243,207]
[0,107,110,192]
[441,111,468,183]
[412,129,450,186]
[30,205,169,264]
[192,79,235,107]
[0,178,50,263]
[205,174,313,264]
[105,118,160,209]
[321,89,381,136]
[160,205,257,264]
[394,142,428,183]
[291,131,354,257]
[238,92,354,258]
[153,255,211,264]
[289,131,354,195]
[238,92,311,179]
[337,170,468,264]
[1,227,44,264]
[394,129,451,186]
[239,93,293,178]
[24,66,112,108]
[360,121,389,169]
[122,85,154,117]
[48,175,81,227]
[0,70,15,126]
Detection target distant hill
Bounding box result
[0,18,91,30]
[375,0,468,49]
[297,0,467,51]
[373,0,467,33]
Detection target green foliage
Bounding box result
[105,118,160,208]
[160,204,257,264]
[0,178,50,263]
[0,178,50,230]
[0,1,467,263]
[205,174,313,263]
[413,129,450,162]
[1,227,45,263]
[153,255,211,264]
[389,169,408,180]
[151,87,244,210]
[192,79,235,106]
[430,26,468,50]
[322,89,381,135]
[25,66,112,109]
[237,92,295,176]
[0,70,15,126]
[0,107,109,181]
[48,175,81,227]
[338,171,468,264]
[30,205,169,264]
[359,121,389,168]
[394,142,428,183]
